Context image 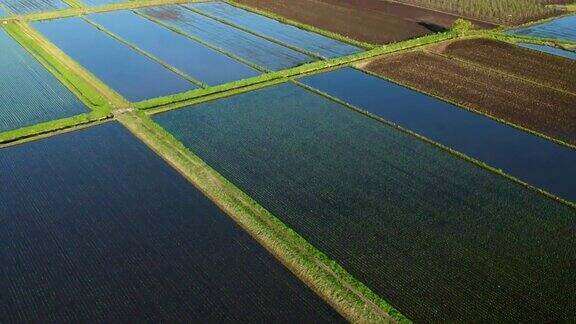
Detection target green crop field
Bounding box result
[0,0,575,322]
[154,82,576,322]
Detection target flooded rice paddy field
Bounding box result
[519,42,576,60]
[301,67,576,202]
[154,83,576,322]
[0,0,67,15]
[0,122,344,323]
[0,28,87,133]
[33,17,197,102]
[138,5,315,71]
[510,14,576,41]
[87,10,260,86]
[186,1,361,58]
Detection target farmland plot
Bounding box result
[80,0,125,6]
[0,0,67,15]
[138,5,314,71]
[0,5,8,15]
[301,68,576,202]
[0,28,87,133]
[358,47,576,145]
[87,10,260,86]
[154,83,576,322]
[234,0,479,44]
[519,42,576,60]
[187,1,361,58]
[440,39,576,93]
[509,15,576,41]
[33,17,196,102]
[0,122,344,323]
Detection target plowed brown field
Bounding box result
[363,48,576,145]
[234,0,493,44]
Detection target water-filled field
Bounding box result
[81,0,124,6]
[0,0,68,14]
[519,42,576,60]
[509,15,576,41]
[154,83,576,322]
[0,6,8,15]
[0,122,343,323]
[139,5,314,70]
[302,68,576,202]
[0,28,87,133]
[187,1,361,58]
[87,10,260,86]
[33,17,195,101]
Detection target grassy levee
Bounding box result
[62,0,82,8]
[117,110,410,323]
[135,31,457,110]
[0,0,203,23]
[225,0,376,49]
[294,78,576,209]
[0,22,114,143]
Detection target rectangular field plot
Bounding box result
[81,0,125,6]
[138,5,314,71]
[302,68,576,202]
[519,42,576,60]
[87,10,260,86]
[0,0,68,15]
[0,122,343,323]
[187,1,361,58]
[509,15,576,41]
[0,28,87,133]
[33,17,196,102]
[154,83,576,322]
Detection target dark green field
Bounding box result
[155,83,576,322]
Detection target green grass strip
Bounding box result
[118,110,411,323]
[135,31,457,110]
[225,0,377,50]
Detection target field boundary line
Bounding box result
[118,111,410,323]
[225,0,376,49]
[293,79,576,209]
[182,4,327,60]
[356,47,576,150]
[82,16,209,88]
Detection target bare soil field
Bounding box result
[393,0,573,25]
[363,50,576,145]
[234,0,492,44]
[438,39,576,93]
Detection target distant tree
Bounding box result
[452,18,473,35]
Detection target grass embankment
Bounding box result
[136,31,457,110]
[0,22,113,143]
[118,111,409,323]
